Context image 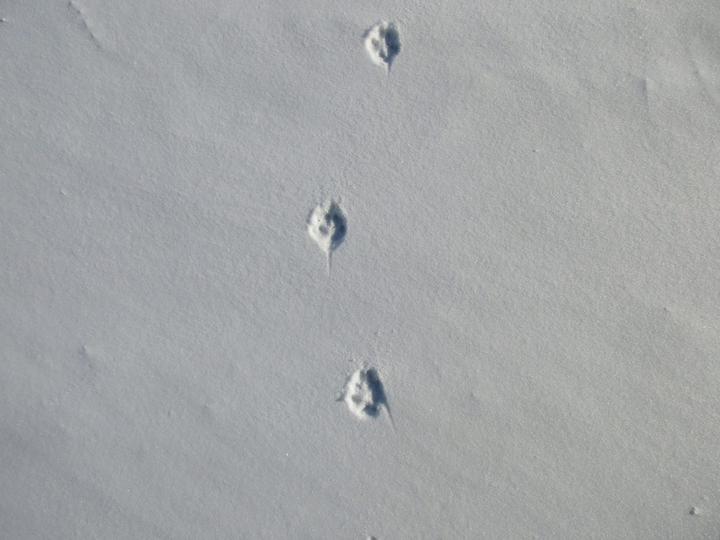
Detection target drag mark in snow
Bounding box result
[364,21,400,70]
[67,0,102,48]
[338,367,393,424]
[689,32,720,110]
[307,200,346,274]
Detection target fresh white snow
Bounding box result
[2,0,720,538]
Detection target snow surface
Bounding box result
[2,0,720,538]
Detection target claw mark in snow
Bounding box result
[364,21,401,70]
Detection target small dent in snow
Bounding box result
[76,344,100,383]
[364,21,400,69]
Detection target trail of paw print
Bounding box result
[338,367,394,427]
[364,21,400,71]
[307,200,346,275]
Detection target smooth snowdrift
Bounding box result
[2,0,720,538]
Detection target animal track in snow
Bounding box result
[307,201,346,273]
[338,367,392,422]
[364,21,400,69]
